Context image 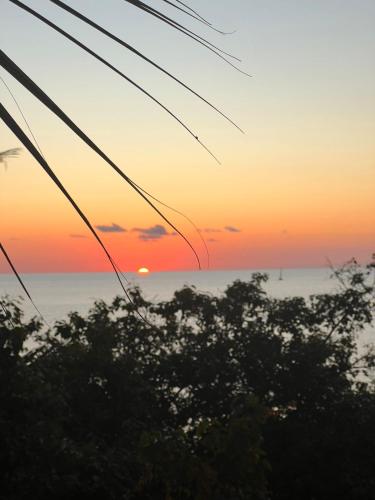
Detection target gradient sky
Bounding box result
[1,0,374,272]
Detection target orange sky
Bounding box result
[1,0,374,273]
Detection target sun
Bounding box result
[137,267,150,275]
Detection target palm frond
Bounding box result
[0,147,21,162]
[131,0,235,35]
[46,0,243,133]
[121,0,250,74]
[163,0,211,24]
[0,102,135,305]
[158,0,213,27]
[10,0,219,162]
[2,0,245,313]
[0,241,47,324]
[0,50,202,270]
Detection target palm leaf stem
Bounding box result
[0,50,202,269]
[46,0,243,133]
[9,0,220,163]
[0,241,47,324]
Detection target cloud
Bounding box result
[208,238,219,243]
[132,224,175,241]
[224,226,241,233]
[95,223,126,233]
[70,233,87,239]
[280,229,290,239]
[198,226,241,234]
[200,228,222,233]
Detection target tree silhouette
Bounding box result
[1,259,374,499]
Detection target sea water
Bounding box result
[1,267,373,345]
[0,267,351,320]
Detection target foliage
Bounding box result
[0,259,374,499]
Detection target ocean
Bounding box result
[1,267,373,345]
[0,267,353,318]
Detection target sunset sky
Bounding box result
[1,0,374,273]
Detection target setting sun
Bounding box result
[137,267,150,275]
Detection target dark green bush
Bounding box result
[1,259,374,499]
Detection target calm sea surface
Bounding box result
[1,267,373,363]
[1,267,374,345]
[0,267,354,321]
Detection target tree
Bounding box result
[1,258,374,499]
